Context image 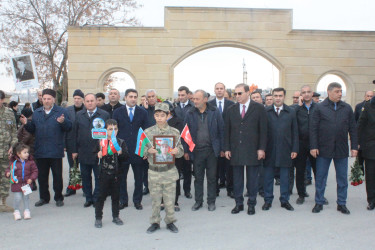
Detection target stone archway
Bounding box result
[98,67,137,92]
[169,41,285,92]
[315,70,355,105]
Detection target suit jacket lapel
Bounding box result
[243,101,255,120]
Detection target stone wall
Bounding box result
[68,7,375,105]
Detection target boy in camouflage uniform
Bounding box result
[0,90,18,212]
[144,103,184,234]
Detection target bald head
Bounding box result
[365,91,374,101]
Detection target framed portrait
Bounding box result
[153,135,175,164]
[11,53,39,90]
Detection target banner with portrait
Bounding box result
[11,54,39,90]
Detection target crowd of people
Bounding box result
[0,81,373,234]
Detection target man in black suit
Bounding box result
[113,89,148,210]
[354,90,374,172]
[101,88,123,118]
[174,86,195,199]
[64,89,85,197]
[263,88,298,212]
[16,59,34,81]
[72,94,110,207]
[208,82,235,198]
[224,83,267,215]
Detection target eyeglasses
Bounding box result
[234,92,243,96]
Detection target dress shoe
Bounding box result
[147,223,160,234]
[135,203,143,210]
[231,205,244,214]
[324,198,329,205]
[143,187,150,195]
[112,217,124,225]
[56,200,64,207]
[275,179,280,185]
[167,223,179,233]
[303,192,310,198]
[191,202,203,211]
[337,205,350,215]
[95,219,102,228]
[31,181,38,191]
[227,191,234,198]
[174,204,180,212]
[35,199,49,207]
[119,203,128,210]
[281,202,294,211]
[296,196,305,205]
[185,192,193,199]
[247,205,255,215]
[218,183,226,189]
[84,201,93,208]
[305,180,312,186]
[64,190,76,197]
[367,202,375,210]
[262,203,272,210]
[312,204,323,213]
[208,203,216,211]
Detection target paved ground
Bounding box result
[1,156,374,250]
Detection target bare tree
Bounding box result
[0,0,140,102]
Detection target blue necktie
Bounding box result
[334,103,337,111]
[129,107,134,122]
[218,101,223,113]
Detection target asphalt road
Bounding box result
[1,156,374,250]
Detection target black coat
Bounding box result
[112,105,148,154]
[64,105,84,151]
[101,102,123,118]
[208,98,235,122]
[295,102,317,142]
[143,105,156,127]
[354,100,366,123]
[72,108,110,165]
[310,98,358,158]
[358,97,375,160]
[174,100,194,122]
[168,115,184,132]
[265,105,299,168]
[224,100,267,166]
[184,103,224,158]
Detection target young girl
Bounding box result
[5,143,38,220]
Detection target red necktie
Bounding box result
[241,105,246,118]
[276,107,280,116]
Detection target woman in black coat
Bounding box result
[358,96,375,210]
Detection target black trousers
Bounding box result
[143,161,149,189]
[95,172,121,219]
[193,148,217,204]
[295,142,316,196]
[233,165,259,206]
[175,157,183,204]
[36,158,63,202]
[120,154,145,205]
[364,158,375,204]
[182,158,192,194]
[358,150,365,173]
[216,156,233,192]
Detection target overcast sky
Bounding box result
[1,0,374,94]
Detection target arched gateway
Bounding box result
[68,7,375,105]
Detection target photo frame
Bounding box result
[11,53,39,90]
[153,135,175,164]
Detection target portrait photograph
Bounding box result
[154,135,175,164]
[11,53,39,90]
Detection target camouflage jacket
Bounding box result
[0,105,17,159]
[144,123,184,168]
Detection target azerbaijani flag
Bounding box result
[101,131,121,156]
[10,160,18,184]
[135,128,151,157]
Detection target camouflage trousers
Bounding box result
[0,159,10,199]
[148,167,178,224]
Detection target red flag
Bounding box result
[181,124,195,152]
